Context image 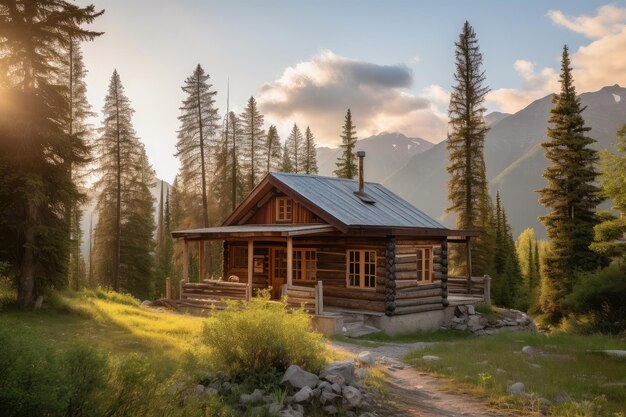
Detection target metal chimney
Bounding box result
[357,151,366,193]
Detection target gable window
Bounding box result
[232,246,248,269]
[276,197,293,223]
[347,250,376,289]
[293,249,317,281]
[416,247,433,282]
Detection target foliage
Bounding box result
[562,264,626,333]
[334,109,358,179]
[239,96,266,193]
[281,141,294,173]
[303,126,319,174]
[491,192,522,308]
[285,123,305,173]
[264,124,283,173]
[406,331,626,417]
[214,111,245,216]
[202,293,325,380]
[538,46,604,323]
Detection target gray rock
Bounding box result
[323,405,339,415]
[355,367,369,379]
[292,386,313,403]
[279,407,303,417]
[522,346,536,354]
[422,355,440,362]
[312,387,321,398]
[268,403,283,416]
[455,305,467,317]
[593,349,626,358]
[281,364,319,389]
[342,386,363,408]
[240,388,264,404]
[320,390,340,404]
[467,315,484,331]
[507,382,525,396]
[331,382,342,394]
[357,351,375,366]
[467,305,476,315]
[141,300,152,306]
[324,373,346,386]
[320,360,355,384]
[318,380,331,391]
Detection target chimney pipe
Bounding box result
[357,151,365,193]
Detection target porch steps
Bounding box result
[337,313,381,337]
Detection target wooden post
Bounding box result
[179,279,186,300]
[165,277,171,300]
[466,236,472,294]
[183,240,189,282]
[199,241,205,282]
[247,239,254,300]
[286,237,293,286]
[316,280,323,315]
[483,275,491,306]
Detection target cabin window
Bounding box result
[293,249,317,281]
[347,250,376,289]
[276,197,293,223]
[232,246,248,269]
[416,247,433,282]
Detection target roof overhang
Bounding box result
[345,226,480,238]
[171,224,338,240]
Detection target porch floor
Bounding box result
[447,295,485,306]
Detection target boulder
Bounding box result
[268,403,283,416]
[324,374,346,385]
[320,360,355,384]
[355,367,369,379]
[318,380,331,391]
[467,305,476,315]
[292,386,313,403]
[331,383,342,394]
[357,351,375,366]
[240,388,264,404]
[422,355,440,362]
[467,315,484,331]
[323,405,339,415]
[507,382,525,396]
[342,386,363,408]
[206,387,218,395]
[281,365,319,389]
[320,390,340,405]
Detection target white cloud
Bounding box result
[548,5,626,39]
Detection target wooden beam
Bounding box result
[165,277,171,300]
[466,236,472,293]
[199,240,205,282]
[247,239,254,300]
[183,240,189,281]
[286,237,293,286]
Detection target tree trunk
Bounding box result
[18,196,38,307]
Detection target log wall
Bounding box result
[178,280,248,310]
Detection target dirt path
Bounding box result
[331,340,509,417]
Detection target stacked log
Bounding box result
[448,277,485,295]
[441,239,449,306]
[385,237,396,315]
[285,285,316,314]
[179,280,248,310]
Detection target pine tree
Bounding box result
[303,126,319,174]
[281,142,294,173]
[446,21,493,277]
[516,228,541,288]
[265,125,283,173]
[286,123,304,173]
[155,180,165,264]
[334,109,358,178]
[538,45,603,323]
[491,192,521,307]
[214,111,244,217]
[239,96,265,193]
[0,1,102,306]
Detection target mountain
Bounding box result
[384,85,626,238]
[317,132,433,182]
[485,111,511,126]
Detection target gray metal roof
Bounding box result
[271,172,446,229]
[171,224,336,239]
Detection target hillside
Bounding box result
[384,85,626,238]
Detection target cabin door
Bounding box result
[270,248,286,300]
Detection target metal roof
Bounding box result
[171,224,337,239]
[270,172,446,229]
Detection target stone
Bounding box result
[320,360,355,384]
[422,355,440,362]
[323,405,339,415]
[195,384,205,395]
[281,364,319,389]
[455,305,467,317]
[268,403,283,416]
[141,300,152,306]
[467,305,475,315]
[495,368,506,374]
[357,351,375,366]
[318,381,331,391]
[522,346,536,354]
[320,390,340,404]
[507,382,525,396]
[530,363,541,368]
[467,315,484,331]
[342,386,363,408]
[292,386,313,403]
[312,387,321,398]
[278,407,303,417]
[593,350,626,358]
[331,383,342,394]
[240,388,264,404]
[355,367,369,379]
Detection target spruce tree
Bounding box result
[538,45,603,323]
[303,126,319,174]
[490,192,521,307]
[265,125,283,173]
[334,109,358,179]
[281,142,294,173]
[0,1,102,306]
[214,111,244,216]
[516,228,541,289]
[446,21,493,277]
[240,96,265,193]
[286,123,304,173]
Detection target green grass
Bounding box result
[405,331,626,417]
[353,329,473,344]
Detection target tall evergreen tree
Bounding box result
[538,45,603,323]
[334,109,358,179]
[516,228,541,289]
[240,96,265,193]
[303,126,319,174]
[446,21,493,277]
[0,1,102,306]
[265,125,283,173]
[281,142,294,173]
[155,180,165,264]
[214,111,244,217]
[286,123,304,173]
[491,192,522,307]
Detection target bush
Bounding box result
[563,264,626,333]
[201,292,325,382]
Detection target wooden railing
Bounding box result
[178,280,249,310]
[284,281,323,315]
[447,275,491,305]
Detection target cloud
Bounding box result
[548,5,626,39]
[258,50,448,145]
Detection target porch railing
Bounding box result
[447,275,491,305]
[178,279,249,310]
[283,281,323,315]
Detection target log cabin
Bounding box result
[172,152,488,334]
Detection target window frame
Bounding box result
[416,246,434,283]
[275,197,293,223]
[346,249,377,290]
[293,248,317,281]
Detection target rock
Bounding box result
[292,386,313,403]
[342,386,363,408]
[522,346,536,354]
[507,382,525,396]
[320,360,355,384]
[355,367,369,379]
[422,355,440,362]
[320,390,340,404]
[357,351,375,366]
[331,383,342,394]
[281,364,319,389]
[279,407,303,417]
[495,368,506,374]
[167,382,186,394]
[318,380,331,391]
[467,305,475,315]
[312,387,321,398]
[325,373,346,385]
[592,349,626,358]
[323,405,339,415]
[240,388,264,404]
[530,363,541,368]
[451,317,465,324]
[467,315,484,331]
[141,300,152,306]
[268,403,283,416]
[455,305,467,317]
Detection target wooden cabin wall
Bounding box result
[246,196,324,224]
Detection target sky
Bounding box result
[77,0,626,183]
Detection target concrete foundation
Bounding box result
[311,314,340,335]
[363,306,459,336]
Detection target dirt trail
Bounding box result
[331,340,509,417]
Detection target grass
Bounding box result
[352,328,472,344]
[405,331,626,417]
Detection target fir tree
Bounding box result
[538,45,603,323]
[281,142,294,173]
[303,126,319,174]
[286,123,304,173]
[214,111,244,217]
[446,21,493,277]
[516,228,541,288]
[334,109,358,179]
[0,1,102,306]
[239,96,265,193]
[265,125,283,173]
[490,192,521,307]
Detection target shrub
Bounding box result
[563,264,626,333]
[201,292,325,381]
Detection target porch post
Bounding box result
[199,240,205,282]
[247,239,254,300]
[286,236,293,287]
[183,239,189,282]
[466,236,472,294]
